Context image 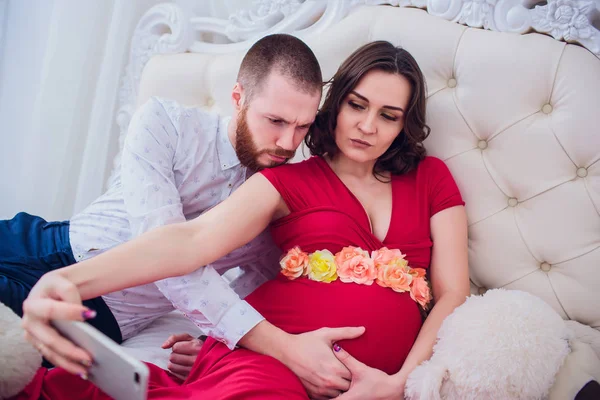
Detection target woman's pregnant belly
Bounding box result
[245,275,423,375]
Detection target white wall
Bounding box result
[0,0,55,219]
[0,0,163,220]
[0,0,249,221]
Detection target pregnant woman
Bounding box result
[18,41,469,400]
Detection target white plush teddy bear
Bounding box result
[0,301,42,399]
[404,289,600,400]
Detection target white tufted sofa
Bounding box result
[121,2,600,390]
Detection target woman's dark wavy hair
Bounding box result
[305,41,430,179]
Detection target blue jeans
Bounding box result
[0,212,122,345]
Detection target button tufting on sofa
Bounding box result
[477,140,488,150]
[577,167,588,178]
[133,4,600,359]
[540,262,552,272]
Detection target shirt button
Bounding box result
[228,183,232,188]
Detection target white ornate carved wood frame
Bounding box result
[109,0,600,184]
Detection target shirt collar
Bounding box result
[216,116,241,171]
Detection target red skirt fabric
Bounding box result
[13,339,307,400]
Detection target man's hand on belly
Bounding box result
[239,321,365,399]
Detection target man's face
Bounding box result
[234,71,321,171]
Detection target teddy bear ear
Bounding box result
[404,360,447,400]
[0,302,42,398]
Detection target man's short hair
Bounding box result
[237,34,323,101]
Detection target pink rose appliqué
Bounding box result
[410,277,432,308]
[336,251,377,285]
[280,246,309,279]
[376,262,413,293]
[371,247,406,268]
[407,267,426,279]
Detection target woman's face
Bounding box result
[334,69,411,164]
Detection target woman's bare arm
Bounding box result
[393,205,470,384]
[60,173,283,299]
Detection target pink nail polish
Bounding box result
[82,310,97,320]
[333,344,341,352]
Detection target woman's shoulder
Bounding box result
[286,155,322,170]
[259,156,324,188]
[415,156,465,212]
[395,156,460,196]
[393,156,451,181]
[412,156,456,182]
[263,155,322,176]
[258,156,327,211]
[417,156,450,173]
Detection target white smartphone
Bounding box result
[51,319,149,400]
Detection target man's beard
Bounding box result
[235,106,295,172]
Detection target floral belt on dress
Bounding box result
[280,246,432,309]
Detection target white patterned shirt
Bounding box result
[69,97,281,347]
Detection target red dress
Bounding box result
[15,156,464,400]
